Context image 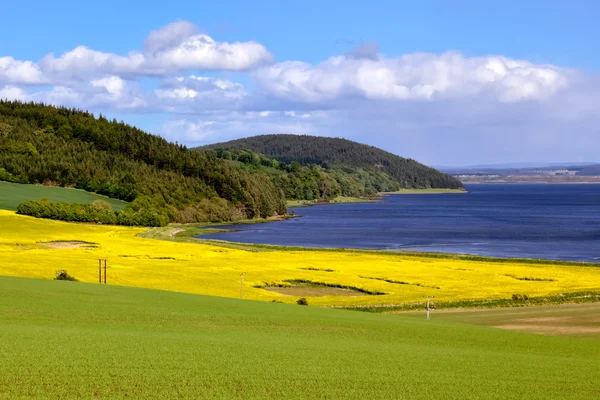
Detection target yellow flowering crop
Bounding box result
[1,210,599,306]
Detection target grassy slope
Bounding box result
[1,276,599,399]
[0,181,128,211]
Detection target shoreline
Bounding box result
[287,188,467,207]
[380,188,467,195]
[459,179,600,185]
[140,224,600,267]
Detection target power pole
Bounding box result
[240,273,246,299]
[98,259,102,283]
[103,259,107,284]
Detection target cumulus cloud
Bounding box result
[0,57,46,84]
[254,51,568,103]
[0,85,27,100]
[4,20,272,84]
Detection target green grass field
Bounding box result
[0,181,128,211]
[1,276,599,399]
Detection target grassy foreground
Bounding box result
[1,276,599,399]
[1,210,600,308]
[0,181,128,211]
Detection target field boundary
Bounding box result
[337,291,600,313]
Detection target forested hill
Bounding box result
[0,101,286,225]
[202,134,463,189]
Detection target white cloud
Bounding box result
[147,33,272,73]
[0,57,46,84]
[39,47,145,79]
[37,20,272,80]
[1,20,272,85]
[254,51,568,103]
[91,76,126,98]
[0,85,27,100]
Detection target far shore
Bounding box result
[380,188,467,195]
[287,188,466,207]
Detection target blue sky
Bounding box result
[1,1,598,166]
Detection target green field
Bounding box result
[0,181,128,211]
[1,277,599,399]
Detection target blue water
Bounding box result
[199,184,600,262]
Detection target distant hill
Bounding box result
[442,163,600,178]
[201,134,463,190]
[438,162,598,172]
[573,164,600,176]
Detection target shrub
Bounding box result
[92,200,112,211]
[511,294,529,301]
[297,297,309,306]
[54,270,78,281]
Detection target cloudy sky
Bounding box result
[1,0,598,166]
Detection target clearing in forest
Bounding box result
[0,181,128,211]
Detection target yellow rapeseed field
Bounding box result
[1,210,599,306]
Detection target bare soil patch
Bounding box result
[420,303,600,338]
[495,324,600,335]
[39,241,97,249]
[265,285,367,297]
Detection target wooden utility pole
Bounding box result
[103,259,107,284]
[240,273,245,299]
[98,259,102,283]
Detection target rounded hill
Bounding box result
[201,134,463,189]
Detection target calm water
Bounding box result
[200,184,600,262]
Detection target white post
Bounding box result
[426,296,430,320]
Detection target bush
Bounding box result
[511,294,529,301]
[54,270,78,281]
[297,297,309,306]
